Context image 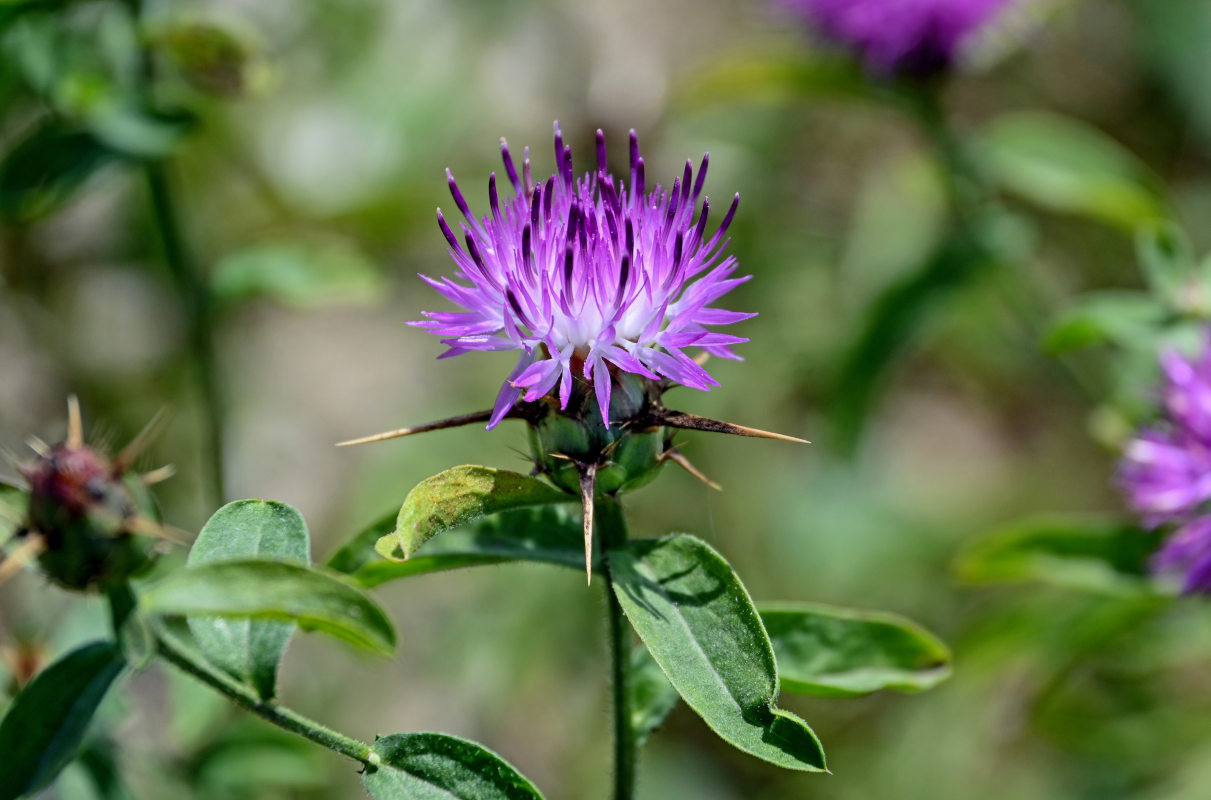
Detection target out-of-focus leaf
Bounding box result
[628,645,680,746]
[759,603,951,697]
[0,123,116,222]
[0,0,64,31]
[363,732,545,800]
[0,641,126,799]
[0,483,28,547]
[153,19,269,98]
[675,49,875,112]
[1044,291,1167,355]
[140,559,396,656]
[85,104,193,159]
[610,534,827,772]
[980,111,1167,230]
[355,506,588,587]
[186,500,310,700]
[831,235,990,454]
[1130,0,1211,150]
[211,240,384,310]
[377,466,572,562]
[956,515,1169,596]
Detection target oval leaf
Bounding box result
[383,466,572,561]
[0,641,126,799]
[759,603,951,697]
[980,111,1167,230]
[356,507,586,587]
[140,559,396,656]
[186,500,311,700]
[1044,291,1167,355]
[609,535,826,772]
[0,124,116,223]
[364,732,544,800]
[956,515,1168,596]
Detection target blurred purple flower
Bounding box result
[413,123,753,429]
[780,0,1016,76]
[1118,337,1211,593]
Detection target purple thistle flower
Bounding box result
[1118,336,1211,593]
[779,0,1017,76]
[412,123,754,429]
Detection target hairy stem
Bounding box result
[153,621,376,767]
[598,497,635,800]
[145,162,226,505]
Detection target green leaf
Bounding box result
[955,515,1168,596]
[0,123,116,222]
[609,535,827,772]
[363,732,545,800]
[186,500,311,700]
[673,49,875,112]
[1135,220,1204,314]
[0,641,126,800]
[758,603,951,697]
[0,483,28,548]
[211,240,384,310]
[380,466,572,561]
[628,645,680,746]
[355,506,586,587]
[140,559,395,656]
[980,111,1168,230]
[1043,290,1167,355]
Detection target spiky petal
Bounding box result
[414,123,754,430]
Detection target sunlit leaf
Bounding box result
[141,559,396,656]
[956,515,1169,596]
[759,603,951,697]
[378,466,572,561]
[363,732,545,800]
[610,534,827,772]
[355,506,587,587]
[980,111,1168,230]
[186,500,311,700]
[0,641,126,799]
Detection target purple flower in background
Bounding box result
[414,123,753,429]
[1118,337,1211,593]
[780,0,1016,76]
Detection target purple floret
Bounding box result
[413,123,754,429]
[1118,336,1211,594]
[780,0,1016,76]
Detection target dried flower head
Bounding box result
[780,0,1017,76]
[413,122,753,430]
[1119,340,1211,593]
[2,398,174,591]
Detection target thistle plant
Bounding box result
[0,127,954,800]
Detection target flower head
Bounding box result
[1118,338,1211,593]
[412,123,753,430]
[780,0,1017,76]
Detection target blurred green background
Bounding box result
[6,0,1211,797]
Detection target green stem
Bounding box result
[598,497,635,800]
[145,162,226,505]
[153,622,377,767]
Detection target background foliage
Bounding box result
[5,0,1211,797]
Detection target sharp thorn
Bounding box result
[578,462,597,586]
[66,396,83,450]
[126,516,189,546]
[141,464,176,486]
[25,436,50,458]
[336,409,497,447]
[662,447,723,491]
[113,408,169,474]
[652,409,808,444]
[0,535,45,585]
